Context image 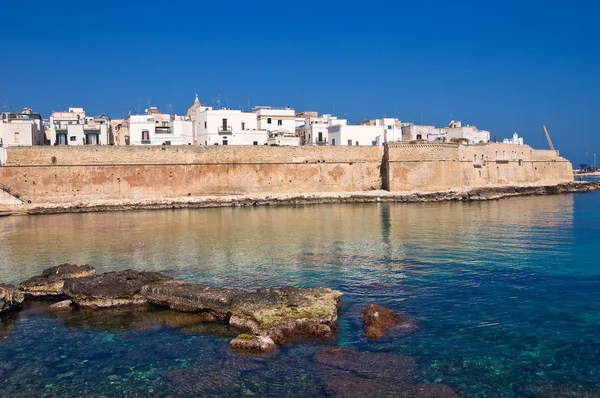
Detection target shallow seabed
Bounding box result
[1,192,599,397]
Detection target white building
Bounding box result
[129,107,194,146]
[253,106,295,135]
[297,112,346,145]
[196,107,268,146]
[50,108,109,146]
[445,120,490,144]
[267,131,300,146]
[0,109,45,147]
[503,132,524,145]
[328,118,400,146]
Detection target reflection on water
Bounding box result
[0,193,599,397]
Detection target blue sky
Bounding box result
[0,0,598,163]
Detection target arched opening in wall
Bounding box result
[496,167,500,178]
[478,170,481,178]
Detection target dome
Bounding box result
[187,94,202,120]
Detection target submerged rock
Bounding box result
[324,375,459,398]
[363,304,418,339]
[19,264,96,297]
[141,282,342,344]
[230,334,277,353]
[62,269,172,308]
[314,348,417,383]
[0,283,24,314]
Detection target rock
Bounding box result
[0,283,24,314]
[141,282,342,344]
[324,375,459,398]
[363,304,418,339]
[18,263,96,297]
[230,334,277,353]
[314,348,417,383]
[62,269,172,308]
[46,300,72,311]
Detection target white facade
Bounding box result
[297,113,346,145]
[253,106,296,135]
[445,121,490,144]
[267,131,300,146]
[328,118,400,146]
[196,107,268,146]
[50,108,109,146]
[503,132,524,145]
[129,109,194,146]
[0,112,45,147]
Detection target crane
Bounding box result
[542,125,555,151]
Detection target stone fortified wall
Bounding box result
[0,144,573,205]
[0,146,384,204]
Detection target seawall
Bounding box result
[0,143,578,213]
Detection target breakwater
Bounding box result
[0,143,576,212]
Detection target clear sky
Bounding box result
[0,0,598,164]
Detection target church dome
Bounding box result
[187,94,202,120]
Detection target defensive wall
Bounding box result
[0,144,573,205]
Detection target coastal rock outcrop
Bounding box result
[0,283,24,314]
[141,282,342,344]
[62,269,172,308]
[18,263,96,297]
[323,375,459,398]
[229,334,277,353]
[363,304,419,339]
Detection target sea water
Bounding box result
[0,192,599,397]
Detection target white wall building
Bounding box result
[267,131,300,146]
[196,107,268,146]
[129,107,194,146]
[50,108,109,146]
[445,120,490,144]
[0,110,45,147]
[253,106,296,136]
[503,132,524,145]
[297,113,346,145]
[328,117,400,146]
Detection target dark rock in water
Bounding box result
[166,364,245,396]
[18,264,96,297]
[46,300,73,311]
[363,304,418,339]
[0,283,24,314]
[230,333,277,353]
[324,375,459,398]
[314,348,417,383]
[62,269,172,308]
[141,282,342,344]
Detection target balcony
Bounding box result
[155,127,171,135]
[496,156,510,163]
[316,139,327,146]
[141,140,151,145]
[473,159,486,167]
[218,126,232,135]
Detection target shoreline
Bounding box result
[1,181,598,216]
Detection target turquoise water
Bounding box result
[1,192,599,397]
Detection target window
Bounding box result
[347,139,352,146]
[86,133,98,145]
[372,141,377,146]
[277,120,282,126]
[416,134,422,140]
[355,141,359,146]
[14,132,20,143]
[267,117,272,124]
[222,119,228,130]
[70,136,76,142]
[253,141,258,145]
[332,139,336,146]
[222,139,228,145]
[204,121,207,128]
[242,122,245,130]
[318,132,323,142]
[387,125,392,130]
[142,130,150,142]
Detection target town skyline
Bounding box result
[1,0,598,163]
